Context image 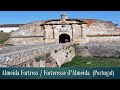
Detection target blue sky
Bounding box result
[0,11,120,27]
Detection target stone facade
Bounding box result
[5,14,87,45]
[5,15,120,45]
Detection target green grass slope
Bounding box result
[0,32,10,44]
[61,56,120,67]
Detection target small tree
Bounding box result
[35,56,44,62]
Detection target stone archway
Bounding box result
[59,34,70,43]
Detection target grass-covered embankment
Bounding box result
[0,32,10,45]
[61,56,120,67]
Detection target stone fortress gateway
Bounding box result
[5,14,120,45]
[1,14,120,67]
[4,14,87,45]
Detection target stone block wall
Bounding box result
[11,21,44,37]
[6,19,120,45]
[6,37,44,45]
[88,36,120,44]
[82,19,120,44]
[75,43,120,57]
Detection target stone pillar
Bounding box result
[52,25,55,39]
[81,24,87,39]
[43,26,46,43]
[71,24,74,41]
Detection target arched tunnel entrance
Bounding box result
[59,34,70,43]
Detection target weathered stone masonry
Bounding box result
[75,43,120,57]
[0,42,75,67]
[1,14,120,67]
[5,14,87,45]
[5,14,120,45]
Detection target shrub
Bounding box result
[35,56,44,62]
[46,53,51,58]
